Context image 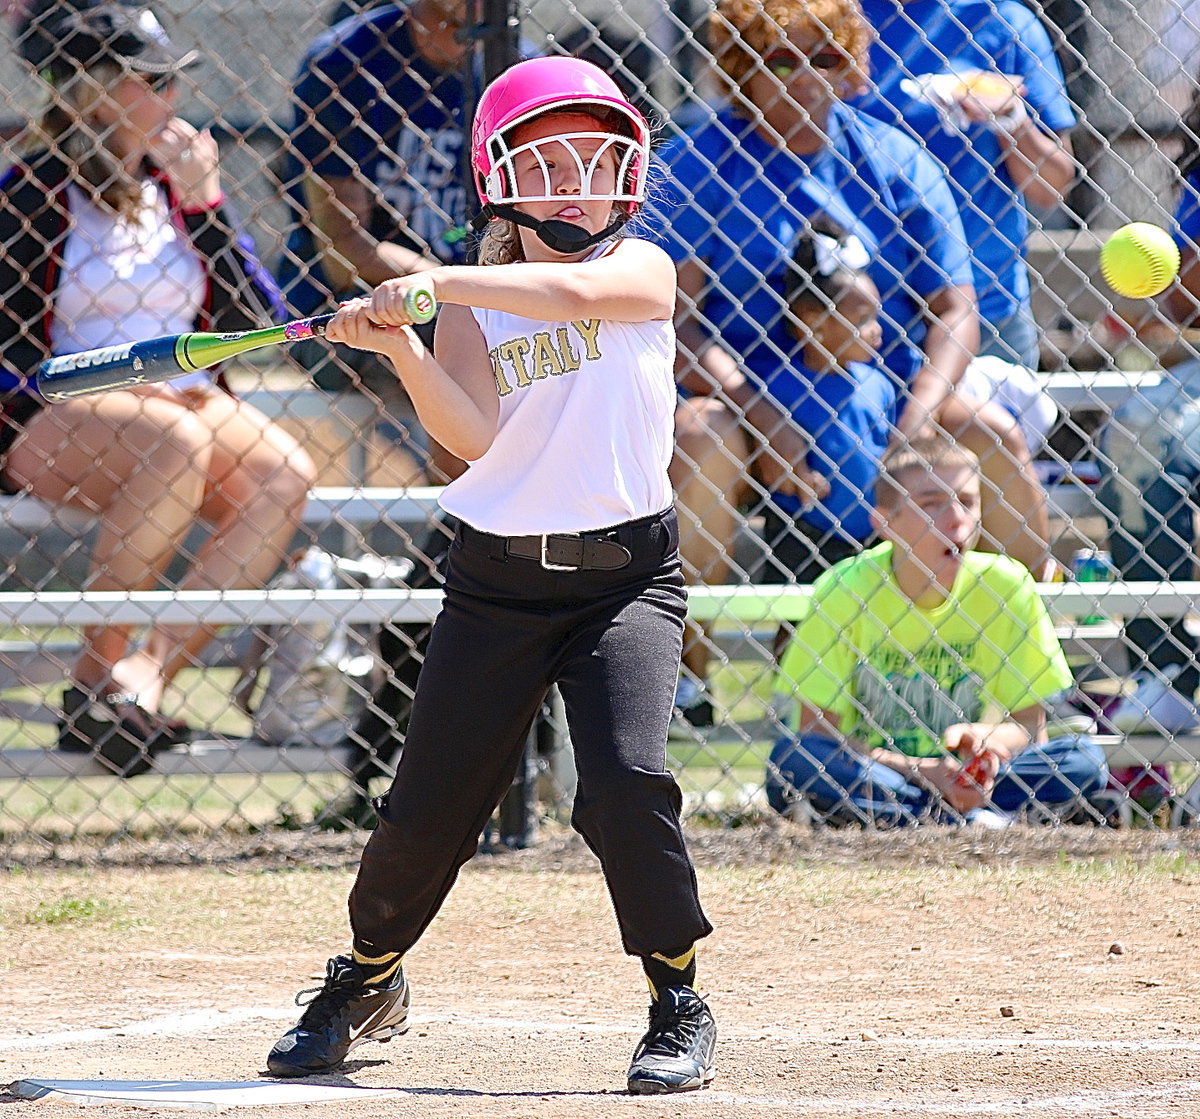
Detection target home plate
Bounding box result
[7,1078,407,1110]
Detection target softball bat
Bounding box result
[36,285,437,401]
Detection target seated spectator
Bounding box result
[767,436,1107,826]
[1095,82,1200,734]
[6,0,316,773]
[736,217,894,668]
[650,0,1050,726]
[277,0,475,485]
[779,218,895,573]
[856,0,1077,369]
[277,0,495,823]
[958,353,1058,458]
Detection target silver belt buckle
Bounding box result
[540,533,581,571]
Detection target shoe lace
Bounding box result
[293,960,360,1028]
[640,996,704,1059]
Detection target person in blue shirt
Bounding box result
[649,0,1050,725]
[1092,106,1200,735]
[774,217,895,587]
[856,0,1077,368]
[275,0,479,828]
[278,0,473,483]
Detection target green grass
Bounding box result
[667,645,779,809]
[1049,849,1200,878]
[0,659,352,837]
[2,637,1195,837]
[0,771,351,838]
[0,628,784,839]
[23,895,122,926]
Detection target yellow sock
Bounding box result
[643,945,697,999]
[351,948,403,986]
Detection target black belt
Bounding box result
[458,522,644,571]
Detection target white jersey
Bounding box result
[54,181,210,391]
[439,249,677,536]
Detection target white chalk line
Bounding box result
[3,1007,1199,1116]
[700,1082,1200,1116]
[4,1006,1200,1055]
[0,1008,295,1055]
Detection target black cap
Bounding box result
[19,1,201,83]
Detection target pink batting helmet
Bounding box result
[470,56,651,216]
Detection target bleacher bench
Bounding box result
[1039,367,1162,413]
[0,485,445,537]
[0,367,1188,787]
[231,371,1156,528]
[238,368,1163,425]
[237,372,1157,528]
[2,582,1200,783]
[0,485,447,765]
[1036,367,1166,523]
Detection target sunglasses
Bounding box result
[764,49,847,79]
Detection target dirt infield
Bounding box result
[3,822,1200,1118]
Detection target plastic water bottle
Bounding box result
[1071,547,1113,625]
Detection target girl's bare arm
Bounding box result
[369,238,677,325]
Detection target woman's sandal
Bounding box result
[57,686,193,777]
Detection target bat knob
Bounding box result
[403,286,437,324]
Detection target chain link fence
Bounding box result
[1,0,1200,855]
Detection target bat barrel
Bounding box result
[34,293,432,402]
[36,336,190,400]
[35,317,338,400]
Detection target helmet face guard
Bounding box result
[481,124,646,211]
[470,58,651,251]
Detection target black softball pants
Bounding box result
[348,508,713,960]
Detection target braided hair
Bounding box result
[786,215,870,315]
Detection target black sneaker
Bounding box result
[266,955,410,1078]
[57,686,190,777]
[626,986,717,1094]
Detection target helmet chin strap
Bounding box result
[471,204,631,254]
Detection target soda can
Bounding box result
[1070,548,1112,624]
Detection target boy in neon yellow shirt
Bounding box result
[768,436,1106,825]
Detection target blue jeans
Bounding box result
[766,734,1109,826]
[1099,356,1200,698]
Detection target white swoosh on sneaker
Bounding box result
[347,1000,407,1043]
